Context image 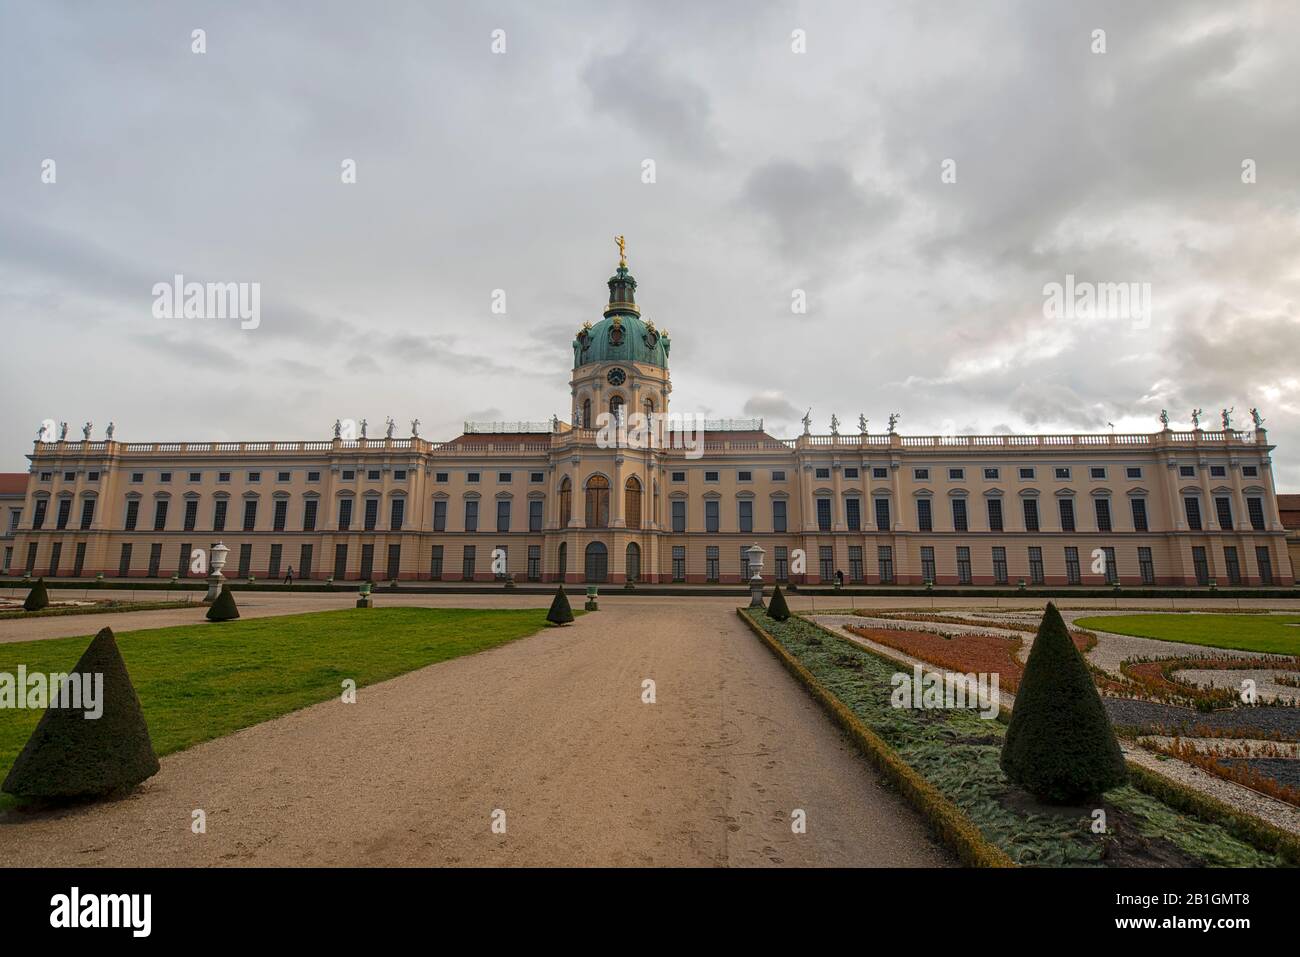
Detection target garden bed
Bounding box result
[743,608,1294,867]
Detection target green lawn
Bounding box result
[1074,613,1300,655]
[0,607,561,799]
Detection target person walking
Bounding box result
[283,565,294,587]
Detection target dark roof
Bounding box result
[1278,493,1300,530]
[0,473,29,496]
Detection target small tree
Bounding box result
[206,584,240,622]
[1000,602,1127,803]
[2,627,160,800]
[546,586,574,625]
[766,585,791,622]
[23,578,50,612]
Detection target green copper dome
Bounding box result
[572,264,671,369]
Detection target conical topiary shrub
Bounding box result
[23,578,50,612]
[766,584,790,622]
[1000,602,1127,803]
[2,627,160,800]
[206,584,240,622]
[546,586,574,625]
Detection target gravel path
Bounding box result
[0,600,951,867]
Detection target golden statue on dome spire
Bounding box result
[614,234,627,268]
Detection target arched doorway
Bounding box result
[585,541,608,583]
[625,541,640,583]
[557,542,567,582]
[585,475,610,528]
[624,476,642,529]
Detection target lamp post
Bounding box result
[746,543,766,608]
[204,541,230,603]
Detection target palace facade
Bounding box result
[3,256,1295,588]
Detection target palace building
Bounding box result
[2,252,1295,588]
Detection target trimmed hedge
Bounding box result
[0,600,195,621]
[737,608,1014,867]
[22,579,49,612]
[1001,603,1127,803]
[2,627,160,800]
[206,585,240,622]
[546,586,574,625]
[766,584,791,622]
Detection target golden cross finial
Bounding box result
[614,234,627,267]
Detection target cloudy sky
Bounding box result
[2,1,1298,485]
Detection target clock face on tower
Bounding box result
[607,367,626,386]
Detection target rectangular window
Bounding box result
[877,546,894,584]
[920,546,935,583]
[951,498,968,532]
[738,500,753,533]
[705,471,720,482]
[433,500,447,532]
[273,499,288,532]
[1059,498,1075,532]
[672,546,686,582]
[843,468,859,480]
[1094,498,1112,532]
[183,499,198,531]
[364,499,379,531]
[1021,498,1039,532]
[72,542,86,576]
[334,544,348,580]
[211,499,226,532]
[874,498,890,530]
[1126,467,1142,479]
[299,543,313,579]
[1247,497,1266,531]
[987,498,1003,532]
[913,468,929,480]
[1184,497,1202,531]
[775,546,788,581]
[948,468,964,481]
[218,471,231,483]
[1256,546,1273,586]
[131,472,143,484]
[465,500,479,532]
[159,472,172,484]
[268,544,282,579]
[337,498,353,531]
[1019,467,1035,480]
[367,470,380,481]
[153,500,169,531]
[848,545,863,582]
[48,542,62,577]
[672,500,686,533]
[956,546,971,584]
[1223,546,1241,585]
[386,543,401,581]
[845,498,860,531]
[916,498,932,532]
[121,499,136,531]
[992,546,1007,584]
[1099,546,1116,584]
[307,471,320,482]
[277,471,291,482]
[56,499,71,530]
[740,547,750,581]
[671,471,686,482]
[529,499,543,532]
[1138,547,1154,585]
[435,472,449,483]
[496,500,510,533]
[738,470,753,482]
[391,498,406,530]
[430,545,444,580]
[815,498,831,531]
[237,543,252,579]
[772,470,786,481]
[118,543,133,577]
[1028,546,1044,585]
[705,500,720,533]
[1242,465,1258,477]
[527,545,541,581]
[498,472,512,484]
[1055,467,1071,480]
[1089,467,1106,480]
[983,468,999,480]
[393,470,406,481]
[1065,546,1081,585]
[818,546,833,583]
[467,472,480,483]
[1210,465,1226,478]
[530,472,544,483]
[1130,498,1148,532]
[1192,546,1209,585]
[814,468,829,480]
[872,467,888,480]
[240,499,257,531]
[1214,497,1233,530]
[1179,465,1195,478]
[772,500,787,533]
[303,499,318,532]
[80,498,95,530]
[706,546,720,582]
[359,544,374,580]
[248,472,261,483]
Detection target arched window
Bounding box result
[582,399,591,429]
[557,542,567,581]
[625,476,642,529]
[610,394,624,425]
[559,477,572,527]
[643,398,655,419]
[625,542,641,583]
[585,475,610,528]
[585,541,608,583]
